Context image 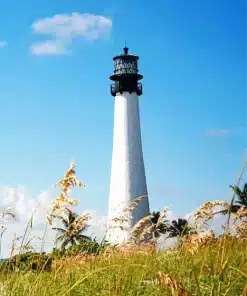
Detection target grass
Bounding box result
[0,236,246,295]
[0,161,246,295]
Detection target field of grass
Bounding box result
[0,237,246,295]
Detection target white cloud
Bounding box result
[166,210,178,221]
[31,40,67,56]
[0,41,7,48]
[30,12,112,55]
[0,186,108,258]
[0,186,53,224]
[0,186,54,258]
[83,210,107,241]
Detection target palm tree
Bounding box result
[52,207,91,250]
[150,211,169,238]
[167,218,193,238]
[218,183,247,215]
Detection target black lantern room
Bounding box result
[110,47,143,96]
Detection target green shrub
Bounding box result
[0,252,52,273]
[52,238,110,259]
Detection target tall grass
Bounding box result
[1,236,246,295]
[0,161,246,295]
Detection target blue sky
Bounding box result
[0,0,245,223]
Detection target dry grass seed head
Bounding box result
[156,207,168,226]
[2,207,15,220]
[123,195,147,213]
[235,207,247,221]
[234,222,247,239]
[130,215,153,241]
[134,207,169,242]
[116,242,156,255]
[233,207,247,239]
[184,230,215,255]
[156,271,192,295]
[47,161,85,223]
[193,200,230,230]
[110,195,148,232]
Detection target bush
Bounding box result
[0,252,52,273]
[68,239,109,255]
[52,238,110,259]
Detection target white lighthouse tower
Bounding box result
[106,47,150,244]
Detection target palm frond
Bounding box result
[52,227,66,234]
[66,207,78,223]
[56,233,67,241]
[151,211,161,224]
[61,238,71,250]
[52,214,69,228]
[77,234,92,242]
[214,205,241,216]
[230,184,247,206]
[167,218,189,238]
[156,223,168,234]
[78,224,89,234]
[243,183,247,194]
[54,207,91,249]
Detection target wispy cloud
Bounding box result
[203,128,230,137]
[203,126,246,137]
[31,40,67,56]
[0,41,8,48]
[30,12,112,56]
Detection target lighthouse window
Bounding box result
[114,58,137,74]
[124,61,136,74]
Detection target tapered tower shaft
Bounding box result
[106,47,150,244]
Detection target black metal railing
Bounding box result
[137,83,142,95]
[110,83,142,96]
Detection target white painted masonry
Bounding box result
[106,91,150,244]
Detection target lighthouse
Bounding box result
[106,47,150,244]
